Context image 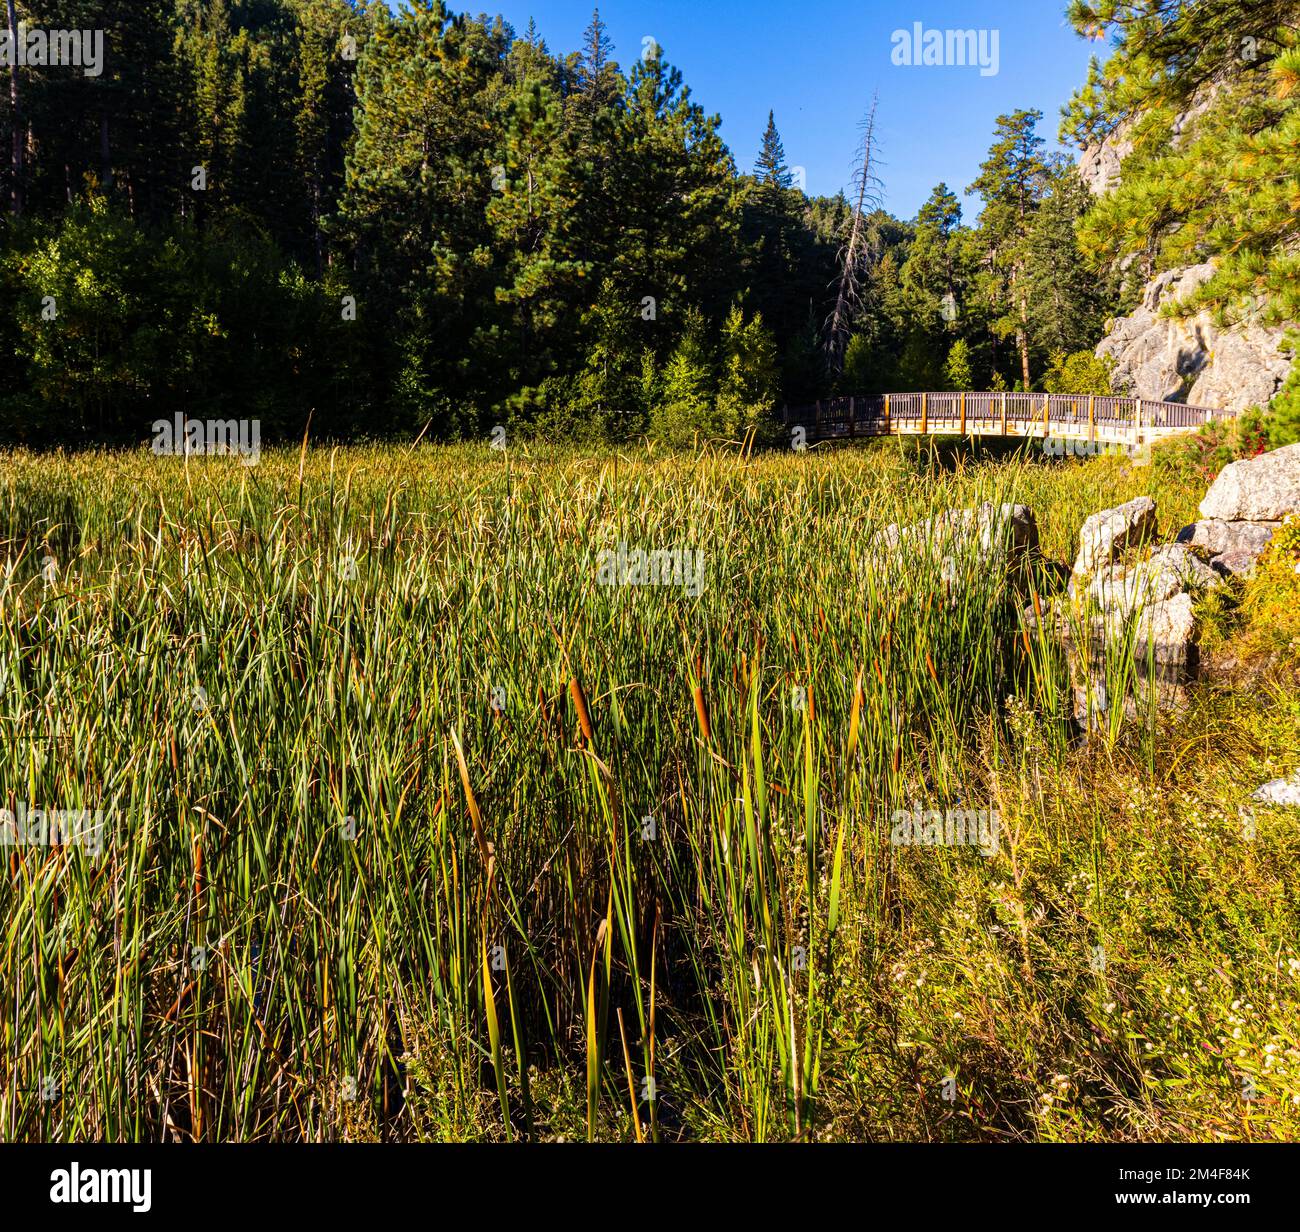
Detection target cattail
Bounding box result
[570,677,594,742]
[692,684,711,743]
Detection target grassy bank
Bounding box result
[1,441,1297,1141]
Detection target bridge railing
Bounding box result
[782,392,1232,440]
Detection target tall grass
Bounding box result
[1,442,1296,1141]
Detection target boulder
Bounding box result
[1072,496,1157,579]
[1176,518,1277,558]
[1074,586,1200,668]
[1199,443,1300,523]
[938,502,1039,559]
[873,503,1038,576]
[1069,545,1213,675]
[1211,550,1264,580]
[1251,772,1300,809]
[1135,591,1197,667]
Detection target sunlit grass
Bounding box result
[0,440,1296,1141]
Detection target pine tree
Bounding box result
[755,110,791,188]
[486,81,588,387]
[1022,160,1117,360]
[901,183,963,328]
[1067,0,1300,328]
[577,7,619,115]
[968,110,1049,391]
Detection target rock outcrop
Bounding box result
[1037,443,1300,732]
[1040,498,1220,730]
[1079,82,1292,418]
[1175,443,1300,578]
[1095,264,1293,415]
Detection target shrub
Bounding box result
[1241,514,1300,654]
[715,307,780,442]
[1152,407,1270,486]
[1043,348,1114,396]
[943,338,974,390]
[1265,334,1300,448]
[649,309,720,446]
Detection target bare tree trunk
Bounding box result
[826,93,882,377]
[7,0,22,215]
[1017,287,1032,390]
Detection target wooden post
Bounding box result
[848,396,855,438]
[960,391,967,437]
[1089,395,1096,443]
[921,392,928,435]
[1042,395,1050,438]
[1000,393,1008,437]
[883,394,891,435]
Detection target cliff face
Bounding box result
[1096,264,1293,413]
[1079,92,1294,414]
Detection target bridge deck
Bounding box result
[785,392,1230,447]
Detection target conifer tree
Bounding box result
[1066,0,1300,328]
[755,110,792,188]
[968,109,1049,391]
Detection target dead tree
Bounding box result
[825,94,883,377]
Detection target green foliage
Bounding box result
[1241,515,1300,656]
[967,110,1049,390]
[650,309,718,445]
[1266,335,1300,447]
[755,110,792,188]
[1068,1,1300,326]
[1043,349,1114,396]
[716,306,780,440]
[841,333,876,394]
[943,338,974,390]
[1059,54,1117,149]
[1152,408,1271,487]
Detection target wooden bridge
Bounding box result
[783,392,1233,448]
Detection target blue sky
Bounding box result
[437,0,1103,222]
